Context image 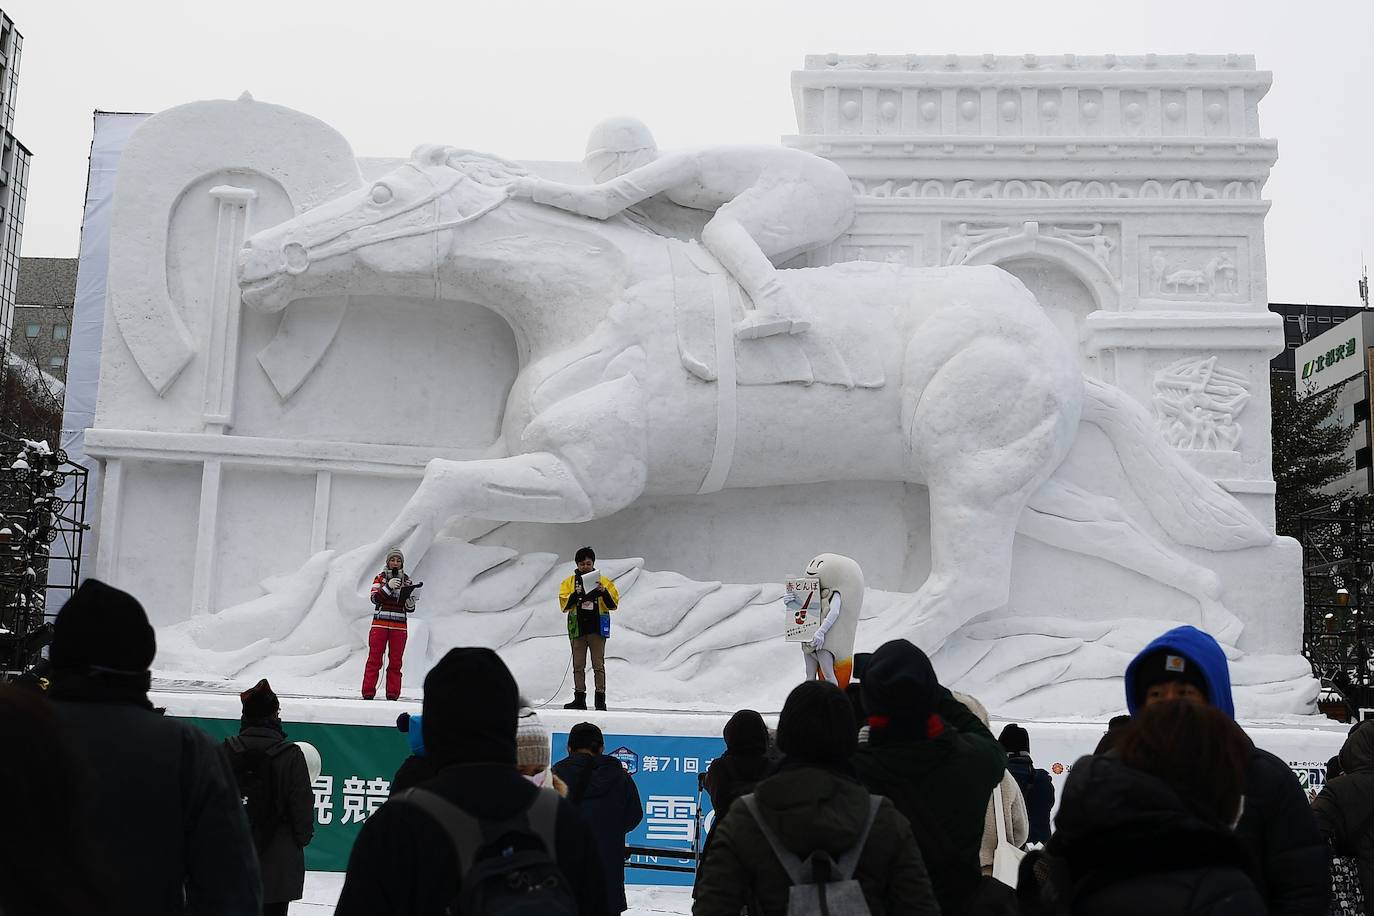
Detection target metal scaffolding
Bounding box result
[0,433,87,678]
[1301,498,1374,712]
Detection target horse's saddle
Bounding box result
[668,243,884,389]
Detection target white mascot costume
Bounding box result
[786,553,864,688]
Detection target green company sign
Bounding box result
[183,716,410,872]
[1295,313,1369,400]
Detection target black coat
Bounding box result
[703,750,771,823]
[692,763,940,916]
[49,684,261,916]
[552,752,644,915]
[1036,754,1266,916]
[393,753,441,792]
[335,762,607,916]
[1007,752,1055,845]
[851,689,1007,916]
[1312,723,1374,905]
[227,724,315,903]
[1235,743,1330,916]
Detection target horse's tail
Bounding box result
[1078,375,1271,550]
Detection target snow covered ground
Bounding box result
[290,872,693,914]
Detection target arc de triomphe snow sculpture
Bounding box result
[83,55,1311,716]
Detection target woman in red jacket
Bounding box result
[362,546,417,700]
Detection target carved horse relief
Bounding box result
[198,144,1273,662]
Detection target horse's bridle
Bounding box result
[286,163,510,269]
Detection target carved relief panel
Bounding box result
[1151,356,1250,453]
[1138,237,1248,302]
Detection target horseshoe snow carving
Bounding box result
[108,94,362,396]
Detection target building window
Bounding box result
[1286,315,1299,322]
[1318,316,1332,324]
[47,356,64,369]
[52,324,67,341]
[1288,342,1300,349]
[23,323,38,338]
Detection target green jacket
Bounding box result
[691,764,940,916]
[558,573,619,639]
[851,689,1007,916]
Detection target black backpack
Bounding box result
[396,785,578,916]
[224,736,293,851]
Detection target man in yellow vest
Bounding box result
[558,546,620,711]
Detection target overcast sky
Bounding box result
[7,0,1372,305]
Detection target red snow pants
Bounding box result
[362,626,407,699]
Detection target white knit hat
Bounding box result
[516,707,551,768]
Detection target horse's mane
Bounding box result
[422,145,530,187]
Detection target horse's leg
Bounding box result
[1019,477,1242,643]
[377,372,649,557]
[900,337,1077,652]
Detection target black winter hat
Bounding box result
[723,709,769,755]
[999,723,1030,755]
[862,639,940,726]
[569,721,604,752]
[422,647,518,767]
[49,579,156,674]
[239,679,280,719]
[776,680,857,765]
[1131,648,1211,707]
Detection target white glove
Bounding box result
[387,577,403,592]
[809,631,826,651]
[782,592,803,611]
[404,596,417,611]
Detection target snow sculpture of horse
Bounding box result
[236,144,1271,652]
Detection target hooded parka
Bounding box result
[1030,753,1267,916]
[1124,627,1329,916]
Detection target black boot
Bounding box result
[594,691,607,712]
[564,690,587,710]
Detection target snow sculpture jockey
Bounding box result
[783,553,864,688]
[558,545,620,711]
[507,116,856,339]
[361,546,420,701]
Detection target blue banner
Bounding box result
[554,730,725,887]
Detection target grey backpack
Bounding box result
[738,793,881,916]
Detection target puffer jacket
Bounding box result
[552,751,643,915]
[1124,626,1329,916]
[1313,722,1374,904]
[226,723,315,903]
[692,762,940,916]
[1026,753,1266,916]
[369,570,414,629]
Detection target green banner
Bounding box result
[183,716,410,872]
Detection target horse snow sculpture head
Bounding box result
[238,144,524,313]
